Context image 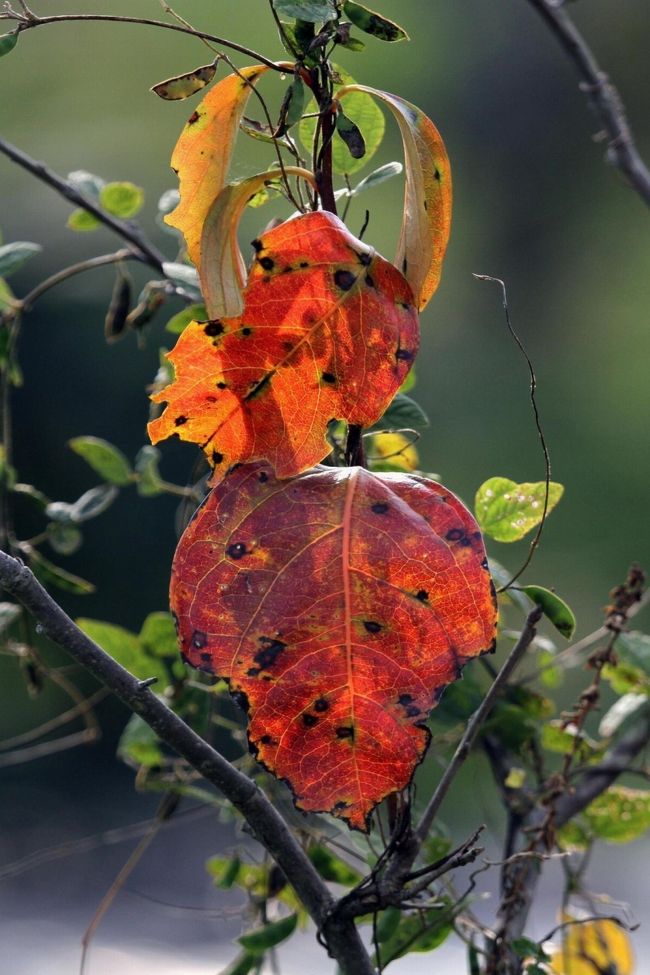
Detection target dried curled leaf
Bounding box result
[171,462,497,830]
[337,85,452,311]
[149,211,419,480]
[151,61,218,101]
[164,64,272,265]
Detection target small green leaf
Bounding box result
[374,902,453,964]
[284,76,306,131]
[238,914,298,953]
[272,0,336,22]
[69,436,133,486]
[336,109,366,159]
[77,618,167,682]
[47,522,83,556]
[67,170,105,198]
[520,584,576,638]
[162,261,201,291]
[374,392,428,431]
[343,2,408,42]
[151,61,217,101]
[0,31,19,58]
[602,660,650,696]
[617,631,650,674]
[104,267,133,343]
[475,476,564,543]
[599,693,648,738]
[511,938,549,963]
[69,484,118,523]
[0,242,42,278]
[165,304,209,335]
[582,786,650,843]
[99,181,144,218]
[308,845,362,886]
[30,549,95,595]
[541,719,597,757]
[339,34,365,52]
[67,209,102,232]
[468,943,481,975]
[0,277,16,315]
[557,819,590,851]
[139,612,178,659]
[351,161,402,196]
[215,856,242,890]
[118,713,164,768]
[0,601,21,634]
[135,445,164,496]
[218,953,258,975]
[300,65,384,175]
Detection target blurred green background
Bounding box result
[0,1,649,971]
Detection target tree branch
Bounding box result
[0,138,167,272]
[0,549,375,975]
[527,0,650,207]
[0,11,286,72]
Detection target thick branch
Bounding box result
[527,0,650,207]
[0,550,375,975]
[0,138,167,272]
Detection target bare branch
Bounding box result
[0,548,375,975]
[0,138,167,272]
[527,0,650,207]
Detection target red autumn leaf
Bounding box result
[171,462,497,831]
[148,210,419,480]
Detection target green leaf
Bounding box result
[0,601,21,634]
[151,61,217,101]
[47,522,83,556]
[599,693,648,738]
[67,208,102,232]
[375,902,453,964]
[520,585,576,639]
[351,161,402,195]
[165,304,208,337]
[238,914,298,953]
[118,713,164,768]
[77,618,167,682]
[68,436,133,486]
[602,660,650,696]
[67,170,105,198]
[0,277,16,315]
[336,109,366,159]
[475,476,564,543]
[0,242,42,278]
[299,66,384,175]
[68,484,118,523]
[342,2,409,42]
[399,365,416,394]
[339,34,365,52]
[511,938,549,962]
[374,392,428,431]
[99,181,145,218]
[376,906,402,942]
[617,631,650,674]
[139,612,178,659]
[214,856,242,890]
[218,952,259,975]
[284,76,306,130]
[557,819,590,851]
[162,261,201,291]
[0,31,19,58]
[541,719,597,757]
[135,445,164,496]
[30,549,95,595]
[468,943,481,975]
[582,786,650,843]
[272,0,336,21]
[308,845,362,886]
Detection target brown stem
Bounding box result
[527,0,650,208]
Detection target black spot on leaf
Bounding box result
[322,372,336,384]
[303,713,318,727]
[216,381,228,389]
[259,256,275,271]
[175,415,188,426]
[415,589,429,601]
[191,630,207,649]
[241,326,252,336]
[204,320,224,337]
[231,690,249,713]
[187,110,200,125]
[259,471,269,483]
[358,251,372,266]
[212,451,224,465]
[227,542,247,560]
[364,621,382,634]
[446,528,465,542]
[395,347,414,361]
[251,238,263,252]
[314,697,329,712]
[334,269,356,291]
[364,273,376,288]
[336,726,355,740]
[254,637,287,670]
[371,502,389,514]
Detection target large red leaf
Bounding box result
[148,211,419,480]
[171,462,497,831]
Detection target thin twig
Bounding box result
[0,686,109,753]
[474,275,551,592]
[527,0,650,207]
[19,250,135,312]
[415,607,543,843]
[0,727,97,767]
[0,11,285,72]
[0,138,166,272]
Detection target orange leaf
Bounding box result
[148,210,419,480]
[338,85,452,311]
[171,462,497,831]
[200,167,316,320]
[165,64,271,265]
